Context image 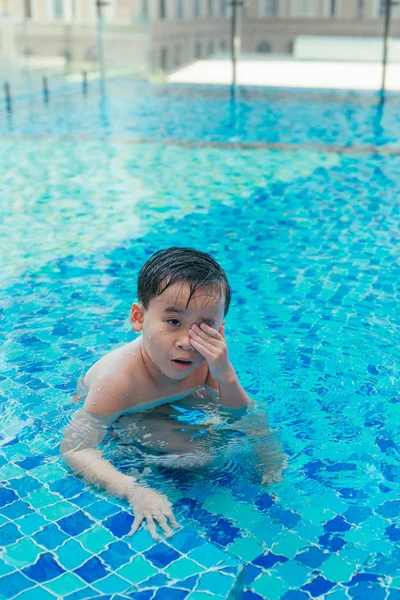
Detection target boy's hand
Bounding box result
[127,484,179,541]
[189,322,233,383]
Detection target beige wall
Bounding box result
[1,0,399,72]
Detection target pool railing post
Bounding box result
[4,82,12,113]
[82,70,88,94]
[230,0,242,97]
[96,0,107,90]
[381,0,394,95]
[42,76,49,104]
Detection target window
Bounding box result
[220,39,227,51]
[160,0,166,19]
[195,41,202,58]
[375,0,400,18]
[141,0,149,19]
[324,0,340,16]
[257,40,271,53]
[193,0,201,17]
[177,0,183,18]
[291,0,318,17]
[208,0,213,16]
[261,0,280,17]
[160,46,168,69]
[208,40,215,55]
[374,0,398,17]
[220,0,226,15]
[23,0,32,18]
[357,0,364,18]
[54,0,64,19]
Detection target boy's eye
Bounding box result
[167,319,180,327]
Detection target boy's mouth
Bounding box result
[171,358,193,370]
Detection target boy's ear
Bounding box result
[130,302,145,332]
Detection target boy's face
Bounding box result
[130,281,225,382]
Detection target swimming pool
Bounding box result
[1,80,400,600]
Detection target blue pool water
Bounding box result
[1,81,400,600]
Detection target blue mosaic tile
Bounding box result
[8,476,42,497]
[241,564,262,586]
[169,530,204,554]
[343,505,372,525]
[74,556,110,584]
[376,500,400,520]
[0,487,19,508]
[1,500,34,520]
[103,511,134,538]
[84,500,120,520]
[0,522,23,545]
[55,539,92,570]
[345,573,381,586]
[49,476,86,499]
[0,571,35,597]
[296,546,328,568]
[64,588,99,600]
[144,542,181,569]
[128,591,154,600]
[14,457,44,474]
[174,575,199,591]
[70,491,100,508]
[318,532,347,552]
[153,588,188,599]
[209,517,242,546]
[140,573,171,589]
[269,507,301,529]
[347,582,386,600]
[242,592,264,600]
[281,592,311,600]
[57,510,96,536]
[254,492,275,512]
[22,552,65,583]
[197,571,235,596]
[98,540,134,570]
[253,551,288,569]
[323,515,352,533]
[386,524,400,543]
[33,523,69,550]
[302,575,336,596]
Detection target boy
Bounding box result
[61,248,280,541]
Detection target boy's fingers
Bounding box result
[198,323,223,339]
[144,513,160,541]
[189,337,216,358]
[154,513,173,537]
[129,514,143,536]
[165,511,179,528]
[190,329,223,350]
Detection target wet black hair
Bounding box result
[137,247,231,316]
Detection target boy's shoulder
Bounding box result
[82,340,210,418]
[82,340,146,416]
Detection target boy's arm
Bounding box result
[205,365,251,409]
[61,376,178,540]
[189,322,251,409]
[189,323,286,484]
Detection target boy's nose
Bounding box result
[176,334,194,352]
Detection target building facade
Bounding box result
[0,0,398,72]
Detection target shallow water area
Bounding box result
[1,81,400,600]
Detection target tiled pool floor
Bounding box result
[1,83,400,599]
